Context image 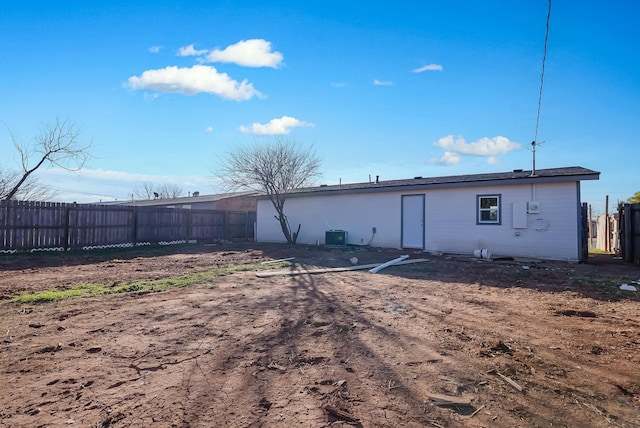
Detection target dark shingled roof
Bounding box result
[278,166,600,198]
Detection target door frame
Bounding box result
[401,194,425,249]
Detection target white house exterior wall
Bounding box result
[423,182,580,261]
[256,181,582,261]
[257,192,402,248]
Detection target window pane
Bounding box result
[480,197,497,209]
[480,210,498,222]
[478,195,500,224]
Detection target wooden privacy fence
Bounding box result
[618,202,640,264]
[0,200,256,252]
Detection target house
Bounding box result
[256,166,600,262]
[114,191,257,211]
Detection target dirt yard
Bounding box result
[0,243,639,427]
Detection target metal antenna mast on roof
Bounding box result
[530,0,552,177]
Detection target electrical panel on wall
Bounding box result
[527,201,541,214]
[513,202,528,229]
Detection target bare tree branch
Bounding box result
[215,137,321,244]
[0,167,57,201]
[3,118,92,200]
[134,182,159,199]
[158,183,184,199]
[134,182,184,200]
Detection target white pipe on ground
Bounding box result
[369,255,409,274]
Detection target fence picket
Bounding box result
[0,200,254,252]
[618,203,640,264]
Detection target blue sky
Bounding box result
[1,0,638,214]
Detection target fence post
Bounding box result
[222,210,228,241]
[132,207,138,246]
[623,204,632,263]
[244,211,250,240]
[64,204,71,251]
[186,209,192,241]
[605,195,610,252]
[580,203,588,263]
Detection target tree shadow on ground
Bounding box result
[0,241,391,271]
[4,243,637,427]
[171,261,475,426]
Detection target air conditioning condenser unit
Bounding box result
[325,230,347,246]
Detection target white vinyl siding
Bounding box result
[423,182,579,260]
[256,181,582,261]
[257,192,403,248]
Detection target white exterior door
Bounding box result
[401,194,424,249]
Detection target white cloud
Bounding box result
[239,116,313,135]
[429,151,461,166]
[127,65,261,101]
[177,44,208,57]
[149,46,163,53]
[434,135,520,156]
[45,167,169,183]
[204,39,283,68]
[412,64,443,73]
[205,126,214,133]
[429,135,520,165]
[143,92,160,100]
[373,79,394,86]
[331,82,347,88]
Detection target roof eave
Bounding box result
[265,171,600,199]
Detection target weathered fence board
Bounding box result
[618,203,640,264]
[0,200,255,252]
[68,205,135,249]
[580,203,589,263]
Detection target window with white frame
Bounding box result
[477,194,501,225]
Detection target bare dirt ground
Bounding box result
[0,243,639,428]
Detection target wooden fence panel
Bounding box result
[190,210,225,241]
[227,210,256,239]
[0,200,255,253]
[619,203,640,264]
[633,205,640,264]
[136,208,189,242]
[0,201,67,251]
[580,203,588,263]
[68,205,135,248]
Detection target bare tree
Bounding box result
[134,182,184,199]
[0,167,55,201]
[0,167,19,200]
[3,118,91,200]
[216,137,321,244]
[158,183,183,199]
[134,182,158,199]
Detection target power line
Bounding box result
[39,182,118,200]
[534,0,552,144]
[531,0,552,176]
